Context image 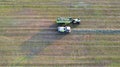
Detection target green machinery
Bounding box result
[56,17,81,33]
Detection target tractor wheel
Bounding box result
[71,20,75,24]
[77,22,80,24]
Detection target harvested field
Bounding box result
[0,0,120,67]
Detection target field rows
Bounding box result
[0,0,120,67]
[0,15,119,18]
[0,55,120,66]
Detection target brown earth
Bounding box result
[0,0,120,67]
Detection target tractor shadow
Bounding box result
[21,23,67,58]
[69,23,80,28]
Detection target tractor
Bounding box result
[56,17,81,33]
[56,17,81,25]
[57,26,71,33]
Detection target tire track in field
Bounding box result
[1,28,120,36]
[72,28,120,34]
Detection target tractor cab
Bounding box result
[71,18,81,24]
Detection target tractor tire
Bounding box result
[71,20,75,24]
[77,22,80,24]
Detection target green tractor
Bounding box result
[56,17,81,25]
[56,17,72,26]
[56,17,81,33]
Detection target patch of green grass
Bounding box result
[91,6,104,17]
[0,7,22,15]
[0,19,13,26]
[108,63,120,67]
